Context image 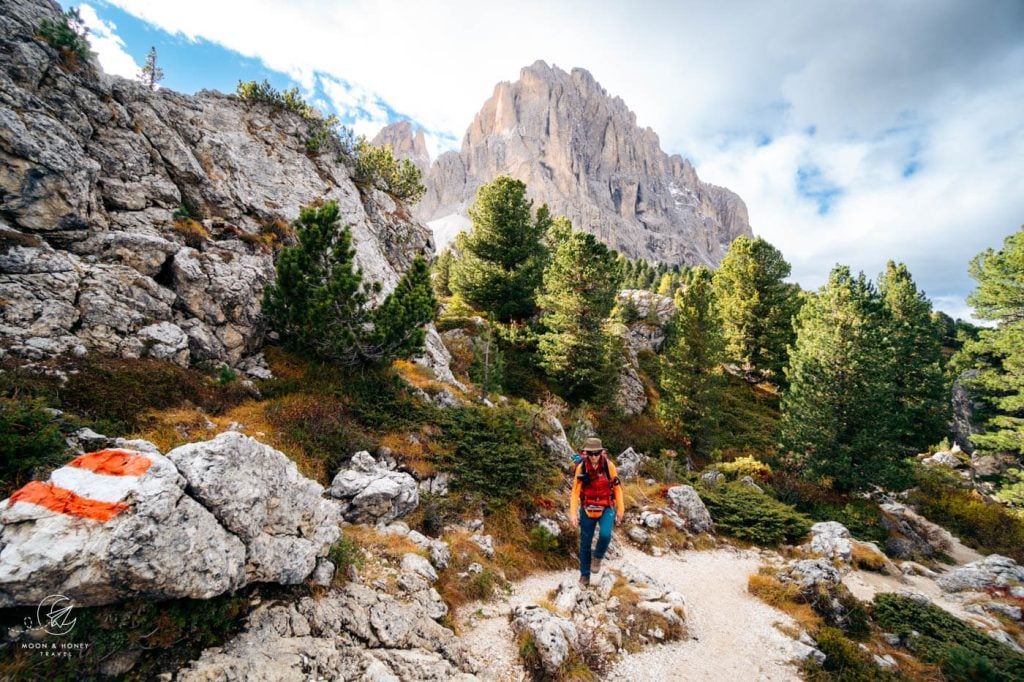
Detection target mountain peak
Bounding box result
[414,63,752,264]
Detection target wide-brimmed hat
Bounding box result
[582,437,604,453]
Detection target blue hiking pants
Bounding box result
[579,506,615,577]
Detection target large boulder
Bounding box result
[510,604,578,675]
[0,446,245,607]
[879,502,954,559]
[615,447,650,480]
[777,559,842,598]
[665,485,714,534]
[413,324,466,391]
[807,522,853,564]
[938,555,1024,593]
[166,432,340,584]
[329,451,419,525]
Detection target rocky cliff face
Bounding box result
[0,0,432,368]
[412,60,752,264]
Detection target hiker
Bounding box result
[569,437,624,585]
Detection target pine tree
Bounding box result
[536,218,620,399]
[713,236,799,383]
[878,261,947,452]
[263,200,435,366]
[449,176,550,321]
[781,266,897,492]
[658,267,726,456]
[955,226,1024,454]
[432,248,454,299]
[138,46,164,91]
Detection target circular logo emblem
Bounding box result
[37,594,76,636]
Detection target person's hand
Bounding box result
[570,515,579,529]
[614,513,621,526]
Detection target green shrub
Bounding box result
[437,405,558,511]
[873,593,1024,680]
[353,138,426,202]
[327,535,365,583]
[37,8,92,65]
[805,626,894,681]
[529,526,560,554]
[700,482,812,545]
[236,80,352,158]
[0,398,68,496]
[909,469,1024,562]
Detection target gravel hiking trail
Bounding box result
[457,546,804,681]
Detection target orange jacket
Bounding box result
[570,456,625,519]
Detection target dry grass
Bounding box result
[851,542,890,572]
[621,479,669,510]
[171,218,210,248]
[747,571,823,632]
[392,359,472,403]
[378,430,436,478]
[135,406,215,452]
[342,525,427,588]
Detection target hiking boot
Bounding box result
[579,574,589,587]
[592,558,603,574]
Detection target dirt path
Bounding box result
[456,546,805,681]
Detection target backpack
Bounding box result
[576,456,620,519]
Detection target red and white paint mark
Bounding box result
[6,449,152,522]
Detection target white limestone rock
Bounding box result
[166,432,340,585]
[0,447,245,607]
[330,451,419,525]
[665,485,715,534]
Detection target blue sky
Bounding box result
[68,0,1024,322]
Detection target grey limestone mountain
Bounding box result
[390,60,753,264]
[0,0,432,369]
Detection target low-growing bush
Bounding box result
[59,356,249,435]
[265,393,371,481]
[37,8,92,66]
[717,455,772,479]
[804,627,895,681]
[327,534,365,584]
[873,592,1024,680]
[171,217,210,248]
[909,470,1024,562]
[0,397,68,496]
[436,405,558,511]
[352,138,426,202]
[700,482,812,545]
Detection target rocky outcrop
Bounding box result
[516,563,688,675]
[415,61,752,265]
[0,0,432,368]
[0,434,339,607]
[665,485,714,534]
[938,555,1024,593]
[329,451,420,525]
[178,583,479,681]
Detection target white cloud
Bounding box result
[98,0,1024,319]
[78,4,139,80]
